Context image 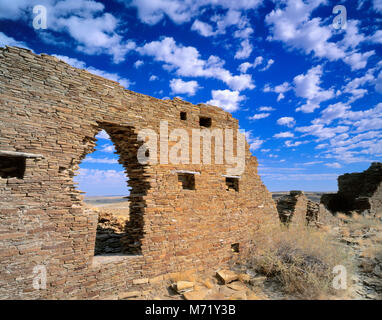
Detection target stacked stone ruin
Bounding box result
[321,162,382,216]
[0,46,278,299]
[276,191,330,226]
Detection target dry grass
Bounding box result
[244,222,353,299]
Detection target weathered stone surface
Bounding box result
[0,46,278,300]
[183,289,209,300]
[227,281,247,291]
[216,270,238,284]
[174,281,194,293]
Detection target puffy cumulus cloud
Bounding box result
[53,55,133,88]
[149,75,158,81]
[265,0,373,70]
[96,130,110,140]
[248,113,270,120]
[137,37,254,91]
[277,116,296,128]
[191,20,216,37]
[170,78,200,96]
[134,60,144,68]
[245,130,264,151]
[0,32,29,49]
[206,89,244,112]
[263,81,291,101]
[126,0,262,25]
[294,65,334,113]
[234,39,253,59]
[343,50,375,71]
[0,0,136,63]
[273,131,294,138]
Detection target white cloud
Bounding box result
[294,65,334,113]
[0,32,29,49]
[375,71,382,93]
[170,78,200,96]
[0,0,136,63]
[258,106,275,112]
[373,0,382,12]
[265,0,373,70]
[245,131,264,151]
[96,130,110,140]
[277,117,295,128]
[82,156,118,164]
[100,144,116,153]
[273,131,294,138]
[53,54,133,88]
[263,81,291,101]
[259,58,274,71]
[127,0,262,25]
[234,39,253,59]
[138,37,254,91]
[134,60,144,68]
[249,113,270,120]
[191,20,216,37]
[325,162,342,168]
[206,89,244,112]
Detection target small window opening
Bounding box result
[226,177,239,192]
[199,117,211,127]
[231,243,240,253]
[180,111,187,120]
[145,149,150,158]
[178,173,195,190]
[0,156,26,179]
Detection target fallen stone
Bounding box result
[118,291,140,299]
[174,281,194,293]
[183,289,209,300]
[229,290,247,300]
[216,270,238,284]
[227,281,248,291]
[132,278,148,285]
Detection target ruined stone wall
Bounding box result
[276,191,332,226]
[0,46,277,299]
[321,163,382,215]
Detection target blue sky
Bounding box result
[0,0,381,195]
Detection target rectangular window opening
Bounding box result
[180,111,187,120]
[199,117,211,128]
[231,243,240,253]
[178,173,195,190]
[226,177,239,192]
[0,156,26,179]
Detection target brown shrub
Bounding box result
[243,223,353,299]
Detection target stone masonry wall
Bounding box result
[0,46,277,299]
[321,162,382,215]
